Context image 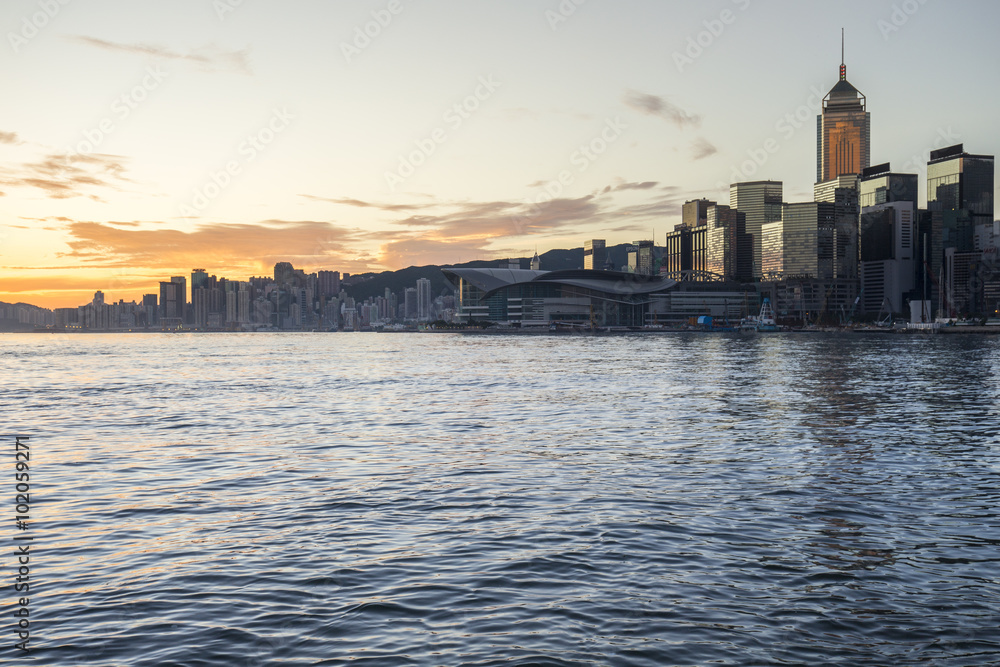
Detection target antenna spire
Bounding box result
[840,29,846,81]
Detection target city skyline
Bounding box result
[2,0,999,309]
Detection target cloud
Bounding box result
[402,198,597,237]
[0,131,18,144]
[69,36,252,74]
[610,191,686,220]
[350,175,695,269]
[691,137,718,161]
[0,152,131,200]
[623,90,700,128]
[604,181,659,193]
[371,183,689,269]
[370,195,605,268]
[59,219,367,274]
[299,194,427,212]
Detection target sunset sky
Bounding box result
[2,0,999,308]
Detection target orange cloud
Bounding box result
[62,219,364,272]
[0,219,378,308]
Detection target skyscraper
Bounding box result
[159,280,183,325]
[682,199,714,228]
[705,205,752,281]
[191,268,209,291]
[927,143,995,316]
[404,288,417,320]
[813,178,861,281]
[416,278,432,322]
[274,262,295,286]
[761,203,829,279]
[627,240,655,275]
[860,201,916,315]
[859,163,918,210]
[731,180,783,279]
[665,226,706,279]
[927,144,994,228]
[318,271,340,298]
[170,276,188,324]
[817,35,870,182]
[584,239,606,270]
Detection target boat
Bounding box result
[756,298,779,332]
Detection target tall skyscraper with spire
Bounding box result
[817,31,870,182]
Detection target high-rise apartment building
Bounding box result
[191,269,209,292]
[317,270,340,298]
[404,287,417,320]
[159,280,183,325]
[731,180,783,278]
[817,41,870,182]
[274,262,295,286]
[416,278,432,322]
[142,294,158,326]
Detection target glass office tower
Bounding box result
[927,144,995,316]
[859,163,918,210]
[927,144,994,227]
[682,199,715,229]
[731,180,783,279]
[583,239,606,271]
[706,205,752,282]
[817,54,870,183]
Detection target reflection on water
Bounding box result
[2,331,999,666]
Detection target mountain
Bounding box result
[341,244,634,301]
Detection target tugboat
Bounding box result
[756,297,779,332]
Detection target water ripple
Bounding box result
[2,332,999,665]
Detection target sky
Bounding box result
[2,0,999,309]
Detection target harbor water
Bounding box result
[2,332,999,665]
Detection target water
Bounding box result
[2,332,999,665]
